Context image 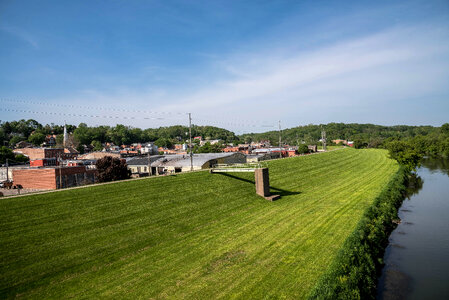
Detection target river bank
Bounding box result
[376,157,449,300]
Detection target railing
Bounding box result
[210,162,267,173]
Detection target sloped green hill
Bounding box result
[0,148,398,299]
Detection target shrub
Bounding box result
[298,144,310,154]
[96,156,131,182]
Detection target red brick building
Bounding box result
[29,158,58,167]
[13,148,77,160]
[13,166,97,190]
[223,146,239,153]
[286,150,298,157]
[223,146,251,154]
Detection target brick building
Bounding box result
[13,148,77,160]
[13,166,97,190]
[223,146,251,154]
[29,158,58,167]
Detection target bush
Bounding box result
[96,156,131,182]
[298,144,310,154]
[353,139,368,149]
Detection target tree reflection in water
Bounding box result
[406,173,423,199]
[404,157,449,199]
[420,157,449,177]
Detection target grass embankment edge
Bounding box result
[307,166,409,300]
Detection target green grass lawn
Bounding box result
[0,148,398,299]
[317,145,345,151]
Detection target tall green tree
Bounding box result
[91,140,103,151]
[73,123,92,146]
[0,146,15,164]
[386,140,422,172]
[28,132,46,146]
[441,123,449,136]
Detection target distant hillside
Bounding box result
[239,123,442,146]
[2,120,446,153]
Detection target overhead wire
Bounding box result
[1,98,277,130]
[0,98,185,116]
[0,108,166,121]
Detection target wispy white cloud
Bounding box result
[50,23,449,132]
[0,25,39,49]
[154,25,449,126]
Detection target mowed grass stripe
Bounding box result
[164,153,372,295]
[91,149,384,298]
[0,148,398,299]
[209,150,393,299]
[0,150,378,298]
[173,151,390,298]
[1,173,262,296]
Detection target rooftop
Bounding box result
[126,155,165,166]
[153,153,240,168]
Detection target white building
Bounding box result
[127,152,246,176]
[140,142,159,155]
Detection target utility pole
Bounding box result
[147,145,152,176]
[58,154,63,189]
[278,120,282,159]
[5,158,9,182]
[321,126,327,151]
[189,113,193,171]
[296,133,299,147]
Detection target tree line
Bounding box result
[240,123,443,146]
[1,120,448,170]
[240,122,449,171]
[0,119,240,153]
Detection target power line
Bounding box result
[0,108,167,121]
[0,98,276,127]
[1,99,281,133]
[0,98,185,116]
[194,117,274,129]
[0,107,276,130]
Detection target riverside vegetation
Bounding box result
[1,148,401,299]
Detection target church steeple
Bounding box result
[63,121,67,148]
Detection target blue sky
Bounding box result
[1,0,448,133]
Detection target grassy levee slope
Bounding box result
[0,149,398,299]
